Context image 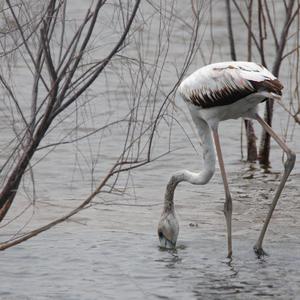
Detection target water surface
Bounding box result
[0,1,300,299]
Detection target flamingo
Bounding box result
[157,61,296,258]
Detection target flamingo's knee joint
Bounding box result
[285,151,296,173]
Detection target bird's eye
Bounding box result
[158,231,164,239]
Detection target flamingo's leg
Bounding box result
[254,114,296,256]
[212,128,233,258]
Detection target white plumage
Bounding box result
[178,61,280,105]
[158,61,295,258]
[179,61,276,91]
[178,61,283,128]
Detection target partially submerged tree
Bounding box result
[0,0,142,221]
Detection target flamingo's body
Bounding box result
[158,61,295,257]
[178,61,282,126]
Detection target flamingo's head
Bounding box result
[157,210,179,249]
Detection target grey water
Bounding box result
[0,1,300,299]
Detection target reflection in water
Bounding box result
[154,237,300,300]
[0,228,300,299]
[224,257,239,278]
[157,247,182,269]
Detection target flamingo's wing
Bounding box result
[178,61,283,108]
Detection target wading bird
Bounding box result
[157,61,296,258]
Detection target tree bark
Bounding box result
[245,120,258,162]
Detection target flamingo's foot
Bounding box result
[253,245,268,258]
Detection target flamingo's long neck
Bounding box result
[164,117,216,211]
